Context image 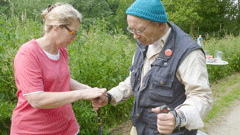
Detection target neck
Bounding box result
[36,34,59,55]
[154,23,170,42]
[161,23,170,38]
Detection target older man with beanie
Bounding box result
[92,0,213,134]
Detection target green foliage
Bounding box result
[162,0,202,35]
[111,0,135,31]
[68,20,135,134]
[68,20,135,89]
[162,0,240,37]
[71,0,113,27]
[0,101,15,135]
[195,0,240,37]
[203,34,240,83]
[0,0,10,16]
[204,73,240,123]
[1,0,71,22]
[71,0,134,32]
[0,15,43,102]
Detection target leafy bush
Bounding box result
[0,101,15,135]
[0,0,10,16]
[68,20,135,134]
[202,34,240,83]
[2,0,70,22]
[71,0,134,32]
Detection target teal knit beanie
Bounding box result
[126,0,168,23]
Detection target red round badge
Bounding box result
[165,49,172,57]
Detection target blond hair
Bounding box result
[41,3,82,33]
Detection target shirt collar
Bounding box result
[161,27,172,45]
[146,28,172,58]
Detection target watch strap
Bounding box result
[170,110,181,128]
[106,93,112,104]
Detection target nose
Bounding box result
[133,33,140,40]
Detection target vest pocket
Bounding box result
[149,76,174,103]
[152,75,173,88]
[149,88,174,103]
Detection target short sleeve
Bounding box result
[14,50,44,95]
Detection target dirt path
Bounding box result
[203,100,240,135]
[109,73,240,135]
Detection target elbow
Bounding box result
[25,94,44,109]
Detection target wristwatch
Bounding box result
[106,93,112,104]
[179,110,187,127]
[170,110,181,128]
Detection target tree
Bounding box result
[162,0,202,36]
[196,0,239,37]
[71,0,113,25]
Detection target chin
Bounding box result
[141,41,150,46]
[64,43,71,48]
[139,39,151,46]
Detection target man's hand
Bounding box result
[152,107,176,134]
[92,94,109,111]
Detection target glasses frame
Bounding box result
[127,21,152,36]
[62,25,77,36]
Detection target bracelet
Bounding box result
[106,93,112,104]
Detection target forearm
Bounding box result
[108,76,133,105]
[176,90,213,129]
[70,78,91,90]
[26,90,90,109]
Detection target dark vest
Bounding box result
[129,22,204,135]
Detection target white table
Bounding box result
[206,60,229,65]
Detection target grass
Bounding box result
[203,73,240,123]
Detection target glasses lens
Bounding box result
[127,27,133,33]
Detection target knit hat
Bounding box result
[126,0,168,23]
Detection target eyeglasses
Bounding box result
[127,21,152,35]
[62,25,78,36]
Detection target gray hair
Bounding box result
[41,3,82,33]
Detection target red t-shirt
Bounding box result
[11,39,79,135]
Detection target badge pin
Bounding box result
[165,49,172,57]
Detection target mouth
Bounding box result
[137,39,145,43]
